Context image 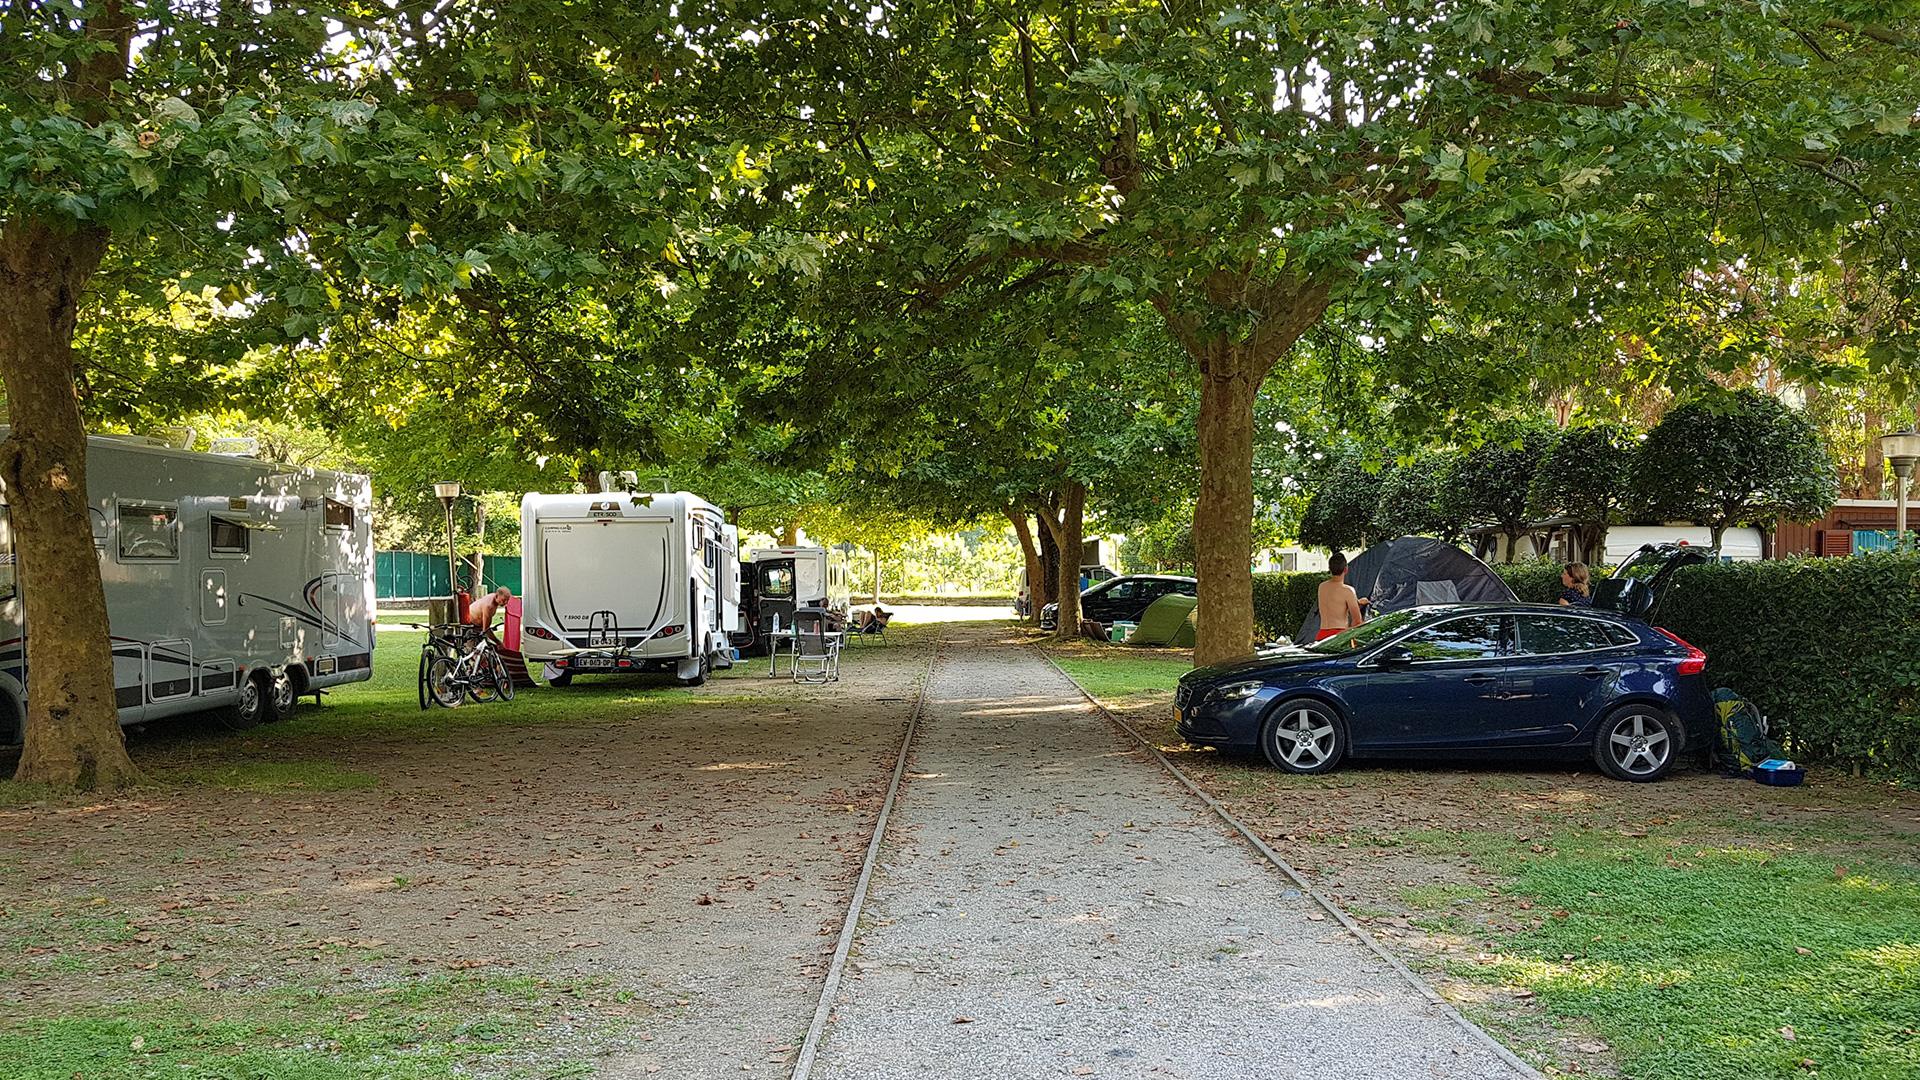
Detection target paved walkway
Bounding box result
[810,630,1528,1080]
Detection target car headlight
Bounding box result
[1216,680,1265,701]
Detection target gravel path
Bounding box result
[809,628,1530,1080]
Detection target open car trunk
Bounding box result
[1591,543,1714,621]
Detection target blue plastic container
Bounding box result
[1752,759,1806,787]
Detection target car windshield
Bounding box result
[1306,608,1425,654]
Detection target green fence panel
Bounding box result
[377,550,519,600]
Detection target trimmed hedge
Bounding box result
[1490,558,1613,604]
[1252,571,1324,642]
[1661,554,1920,775]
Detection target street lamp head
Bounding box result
[433,481,463,508]
[1881,428,1920,474]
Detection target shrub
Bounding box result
[1251,571,1324,642]
[1661,554,1920,776]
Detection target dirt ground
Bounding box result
[0,632,933,1078]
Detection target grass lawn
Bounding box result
[1050,647,1920,1080]
[1044,640,1193,708]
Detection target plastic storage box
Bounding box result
[1752,759,1806,786]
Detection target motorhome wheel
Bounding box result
[265,670,297,722]
[676,652,709,687]
[217,673,268,730]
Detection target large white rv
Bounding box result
[519,490,740,686]
[0,433,376,740]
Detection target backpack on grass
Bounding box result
[1713,688,1783,774]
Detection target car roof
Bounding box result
[1112,574,1197,582]
[1389,601,1638,623]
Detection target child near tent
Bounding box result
[1315,553,1369,641]
[1558,562,1593,607]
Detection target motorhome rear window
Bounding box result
[762,566,795,598]
[118,503,178,560]
[210,516,250,555]
[324,498,354,530]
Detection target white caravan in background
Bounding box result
[745,544,849,631]
[0,432,376,740]
[519,489,740,686]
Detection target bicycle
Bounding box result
[417,623,514,708]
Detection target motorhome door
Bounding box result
[541,518,673,639]
[756,557,798,634]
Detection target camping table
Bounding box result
[764,628,845,677]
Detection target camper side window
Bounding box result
[118,502,178,560]
[323,498,354,530]
[210,516,250,556]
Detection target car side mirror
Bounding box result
[1373,645,1413,668]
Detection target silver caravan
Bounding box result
[0,433,376,739]
[519,490,741,686]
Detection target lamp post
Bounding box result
[1881,428,1920,542]
[433,481,462,606]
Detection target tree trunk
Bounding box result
[1052,480,1086,640]
[1035,516,1059,619]
[579,461,603,493]
[779,521,799,546]
[1156,279,1330,665]
[872,549,881,605]
[1005,506,1041,624]
[1190,354,1262,664]
[0,216,140,789]
[1710,521,1728,550]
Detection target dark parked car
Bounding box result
[1040,574,1197,630]
[1175,545,1715,782]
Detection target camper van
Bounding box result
[0,433,376,740]
[518,489,740,686]
[738,545,849,648]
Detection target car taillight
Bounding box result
[526,626,558,640]
[1656,628,1706,675]
[656,624,682,639]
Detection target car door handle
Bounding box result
[1463,674,1498,686]
[1578,667,1608,679]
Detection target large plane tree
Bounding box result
[702,1,1917,662]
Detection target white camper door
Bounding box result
[795,557,825,607]
[541,520,673,632]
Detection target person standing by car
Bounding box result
[1558,562,1593,607]
[1315,553,1369,641]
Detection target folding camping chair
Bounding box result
[789,607,842,683]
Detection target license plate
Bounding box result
[573,657,617,670]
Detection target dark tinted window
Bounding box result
[762,565,794,598]
[324,498,354,530]
[1403,615,1506,662]
[1603,622,1640,647]
[210,516,250,555]
[1517,614,1617,655]
[1103,580,1139,601]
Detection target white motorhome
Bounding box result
[0,433,376,739]
[743,545,849,637]
[519,489,740,686]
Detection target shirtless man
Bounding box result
[464,586,514,647]
[1314,553,1369,641]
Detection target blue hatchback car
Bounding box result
[1175,547,1715,782]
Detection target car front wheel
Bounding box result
[1594,705,1679,782]
[1260,700,1347,775]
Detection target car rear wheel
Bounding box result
[1594,705,1678,782]
[1260,700,1346,775]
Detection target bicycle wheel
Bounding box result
[426,654,465,708]
[417,648,431,710]
[466,650,499,703]
[491,651,515,702]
